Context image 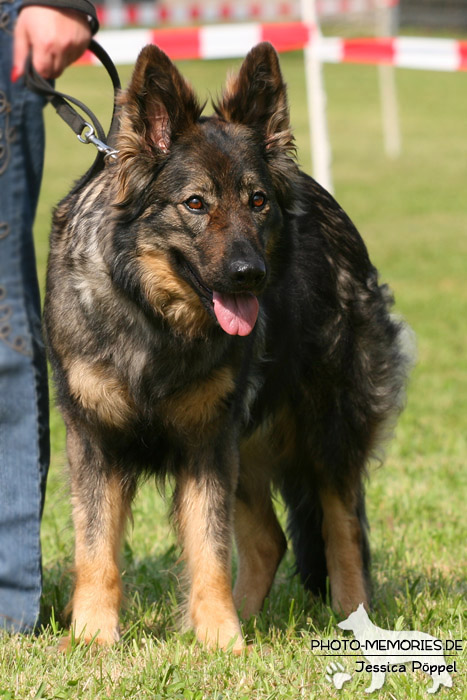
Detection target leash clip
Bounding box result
[78,123,119,160]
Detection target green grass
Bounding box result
[2,52,466,698]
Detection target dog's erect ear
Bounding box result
[120,45,202,154]
[215,43,293,153]
[215,43,297,208]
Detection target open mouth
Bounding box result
[180,257,260,337]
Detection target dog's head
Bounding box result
[114,43,299,337]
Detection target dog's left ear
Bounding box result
[215,43,293,153]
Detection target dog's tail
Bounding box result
[281,481,328,595]
[281,481,371,600]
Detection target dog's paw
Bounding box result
[58,635,73,653]
[58,627,120,653]
[325,662,352,690]
[59,618,121,652]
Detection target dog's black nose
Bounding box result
[229,259,266,289]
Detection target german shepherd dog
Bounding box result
[44,43,412,651]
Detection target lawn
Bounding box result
[1,50,466,698]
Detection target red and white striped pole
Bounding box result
[300,0,334,192]
[377,0,401,158]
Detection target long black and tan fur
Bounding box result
[44,43,412,652]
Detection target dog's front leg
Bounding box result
[62,427,134,648]
[175,457,243,653]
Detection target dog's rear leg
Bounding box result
[175,469,243,653]
[233,488,286,619]
[62,427,134,648]
[320,488,370,616]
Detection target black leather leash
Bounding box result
[24,39,121,193]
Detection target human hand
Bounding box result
[12,6,92,81]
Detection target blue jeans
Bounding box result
[0,0,50,632]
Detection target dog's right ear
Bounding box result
[115,46,203,208]
[119,45,202,155]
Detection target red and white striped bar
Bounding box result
[96,0,398,28]
[81,23,310,63]
[321,36,467,72]
[78,25,467,71]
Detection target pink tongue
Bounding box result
[212,292,259,336]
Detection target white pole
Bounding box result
[300,0,334,193]
[378,1,402,158]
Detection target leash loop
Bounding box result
[24,40,122,192]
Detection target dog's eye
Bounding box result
[251,192,266,210]
[185,196,205,212]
